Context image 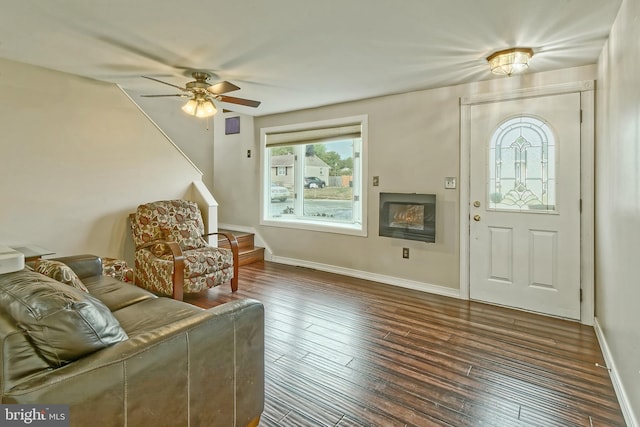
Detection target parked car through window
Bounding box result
[270,184,290,202]
[304,177,326,188]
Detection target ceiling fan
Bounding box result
[141,72,261,118]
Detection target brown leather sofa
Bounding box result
[0,254,264,426]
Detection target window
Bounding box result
[261,115,367,236]
[488,116,556,212]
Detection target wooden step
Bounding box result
[217,230,264,266]
[238,247,265,266]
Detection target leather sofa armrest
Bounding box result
[53,254,103,279]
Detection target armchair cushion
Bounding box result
[135,247,234,295]
[0,270,128,368]
[163,221,208,251]
[150,242,171,257]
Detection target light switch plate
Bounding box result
[445,177,457,189]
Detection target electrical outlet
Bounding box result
[247,150,252,158]
[445,177,457,189]
[402,248,410,259]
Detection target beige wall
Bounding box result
[214,65,596,293]
[596,0,640,422]
[0,58,203,261]
[128,90,217,193]
[213,113,258,220]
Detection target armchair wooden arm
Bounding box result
[207,231,239,292]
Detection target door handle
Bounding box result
[473,214,481,222]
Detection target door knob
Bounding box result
[473,214,481,222]
[473,201,481,207]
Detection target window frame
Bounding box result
[260,115,368,236]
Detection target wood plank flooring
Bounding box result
[185,261,625,427]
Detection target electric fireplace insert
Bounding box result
[379,192,436,243]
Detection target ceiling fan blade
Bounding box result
[142,76,188,91]
[140,94,190,98]
[217,95,261,108]
[207,81,241,95]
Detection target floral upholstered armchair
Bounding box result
[130,200,239,300]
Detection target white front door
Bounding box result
[469,92,581,319]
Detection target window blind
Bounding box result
[265,124,361,147]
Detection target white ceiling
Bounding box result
[0,0,622,116]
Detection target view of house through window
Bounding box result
[262,116,367,235]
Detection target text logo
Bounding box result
[0,405,69,426]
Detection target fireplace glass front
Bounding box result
[379,193,436,243]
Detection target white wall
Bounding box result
[596,0,640,422]
[214,65,596,293]
[0,58,203,261]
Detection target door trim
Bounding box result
[459,80,595,325]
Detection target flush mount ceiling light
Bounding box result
[486,48,534,76]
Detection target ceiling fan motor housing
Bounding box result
[186,72,213,92]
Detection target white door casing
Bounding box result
[470,93,581,319]
[459,81,595,324]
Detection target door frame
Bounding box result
[459,81,595,325]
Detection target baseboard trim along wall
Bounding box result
[269,255,461,300]
[594,317,638,427]
[218,223,459,299]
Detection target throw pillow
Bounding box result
[34,259,89,293]
[0,270,128,368]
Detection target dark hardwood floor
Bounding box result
[185,261,625,427]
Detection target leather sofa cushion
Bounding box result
[82,275,156,312]
[0,270,128,368]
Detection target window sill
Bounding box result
[261,217,367,237]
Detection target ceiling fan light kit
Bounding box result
[181,95,217,118]
[141,72,261,119]
[487,47,534,76]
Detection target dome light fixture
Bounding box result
[487,48,534,76]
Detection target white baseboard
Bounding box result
[269,255,462,299]
[219,222,459,298]
[593,317,638,427]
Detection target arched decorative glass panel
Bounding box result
[488,116,556,212]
